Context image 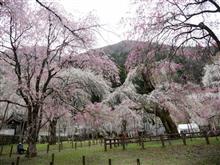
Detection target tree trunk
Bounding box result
[26,105,41,157]
[0,103,9,130]
[157,109,178,134]
[49,118,58,145]
[143,102,178,134]
[27,140,37,157]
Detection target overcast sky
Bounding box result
[59,0,132,48]
[42,0,220,48]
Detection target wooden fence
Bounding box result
[4,130,220,165]
[104,130,220,151]
[7,154,143,165]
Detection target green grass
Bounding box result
[0,137,220,165]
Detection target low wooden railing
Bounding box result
[104,130,220,151]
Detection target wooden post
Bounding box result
[113,139,116,147]
[104,139,107,151]
[82,155,85,165]
[88,140,91,147]
[182,133,186,145]
[16,156,20,165]
[47,144,50,154]
[58,121,61,149]
[58,143,61,152]
[61,141,63,150]
[9,145,13,157]
[137,158,140,165]
[11,162,15,165]
[51,153,54,165]
[122,137,125,150]
[141,138,145,149]
[160,135,165,147]
[0,145,3,156]
[189,132,192,141]
[168,139,171,145]
[138,137,141,146]
[75,142,77,150]
[108,158,112,165]
[167,135,171,145]
[110,139,112,149]
[204,132,210,145]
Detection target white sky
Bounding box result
[59,0,132,48]
[40,0,220,48]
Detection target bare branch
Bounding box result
[0,99,27,107]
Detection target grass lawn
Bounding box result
[0,137,220,165]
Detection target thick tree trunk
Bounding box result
[143,101,178,134]
[49,118,58,145]
[26,105,41,157]
[156,108,178,134]
[0,103,9,130]
[142,66,155,94]
[27,141,37,157]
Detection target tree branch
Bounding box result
[0,99,27,107]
